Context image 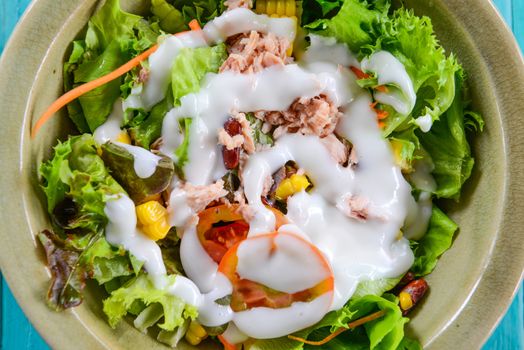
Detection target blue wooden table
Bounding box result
[1,0,523,349]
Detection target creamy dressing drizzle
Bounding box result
[100,8,424,341]
[93,99,125,144]
[113,142,161,179]
[361,51,416,115]
[128,8,296,111]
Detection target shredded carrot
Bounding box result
[288,310,387,346]
[188,19,202,31]
[370,101,378,109]
[378,121,386,129]
[350,66,370,80]
[31,24,202,139]
[376,110,389,120]
[375,85,389,93]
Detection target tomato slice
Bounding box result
[197,204,287,263]
[218,232,334,312]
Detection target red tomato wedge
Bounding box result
[218,232,334,312]
[197,204,287,263]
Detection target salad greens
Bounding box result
[38,0,483,349]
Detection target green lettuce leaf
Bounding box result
[171,44,228,103]
[305,0,388,53]
[129,97,172,149]
[289,294,417,350]
[369,8,461,128]
[352,278,401,300]
[64,0,161,132]
[301,0,344,26]
[38,230,140,310]
[151,0,223,33]
[103,274,198,330]
[74,41,128,131]
[417,73,475,199]
[411,206,458,276]
[40,134,125,233]
[175,118,193,172]
[86,0,141,51]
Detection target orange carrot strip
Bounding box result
[288,310,386,346]
[30,44,158,139]
[31,24,202,139]
[188,19,202,31]
[375,85,389,93]
[350,66,370,80]
[376,110,389,120]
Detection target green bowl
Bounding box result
[0,0,523,349]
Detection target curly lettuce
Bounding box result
[103,274,197,330]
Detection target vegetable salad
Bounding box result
[36,0,483,349]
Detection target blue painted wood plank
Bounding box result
[493,0,513,28]
[0,0,523,350]
[1,278,50,350]
[0,0,32,53]
[513,0,524,49]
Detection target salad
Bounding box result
[35,0,484,349]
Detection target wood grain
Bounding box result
[0,0,522,349]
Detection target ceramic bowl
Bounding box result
[0,0,523,349]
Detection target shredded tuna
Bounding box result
[220,31,291,74]
[321,134,349,164]
[182,180,228,213]
[337,195,369,221]
[218,128,245,150]
[225,0,253,10]
[233,190,255,221]
[262,175,274,197]
[255,94,342,138]
[233,112,256,154]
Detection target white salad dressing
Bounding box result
[104,195,166,277]
[415,113,434,132]
[236,233,331,294]
[93,99,125,144]
[100,7,426,342]
[361,51,416,115]
[113,142,162,179]
[203,8,296,44]
[140,32,208,110]
[161,63,357,185]
[130,8,296,111]
[404,156,437,240]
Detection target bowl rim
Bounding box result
[0,0,523,349]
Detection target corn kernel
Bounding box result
[256,0,266,14]
[266,0,276,15]
[185,321,208,346]
[286,0,296,17]
[276,0,286,16]
[141,218,171,241]
[116,131,131,144]
[276,174,310,200]
[389,139,411,172]
[136,201,167,225]
[399,291,413,310]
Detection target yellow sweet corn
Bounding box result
[389,139,412,173]
[399,291,413,310]
[256,0,296,17]
[141,219,171,241]
[116,130,132,144]
[185,321,208,346]
[255,0,297,55]
[136,201,167,225]
[136,201,171,240]
[275,174,310,200]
